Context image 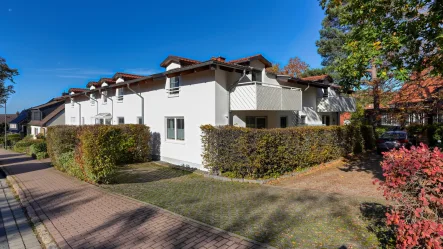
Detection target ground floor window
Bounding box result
[117,117,124,124]
[95,118,111,125]
[280,116,288,128]
[166,117,185,140]
[322,115,330,126]
[34,127,38,136]
[71,117,76,125]
[246,116,267,129]
[137,117,143,125]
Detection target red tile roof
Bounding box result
[68,88,87,94]
[99,78,116,84]
[299,75,331,82]
[86,81,100,88]
[227,54,272,68]
[113,72,145,80]
[391,74,443,104]
[160,56,201,67]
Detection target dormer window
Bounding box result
[252,70,262,82]
[323,88,329,98]
[116,88,124,102]
[167,77,180,96]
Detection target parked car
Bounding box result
[376,131,412,154]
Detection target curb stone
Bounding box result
[1,166,59,249]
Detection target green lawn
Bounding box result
[101,162,383,249]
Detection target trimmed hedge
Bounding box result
[201,125,371,179]
[47,125,151,183]
[407,124,443,147]
[30,141,48,159]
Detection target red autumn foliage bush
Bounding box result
[379,144,443,248]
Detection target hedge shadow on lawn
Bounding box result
[111,165,193,184]
[360,202,396,248]
[338,153,384,181]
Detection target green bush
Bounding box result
[6,134,22,147]
[13,138,44,154]
[201,124,366,179]
[30,142,47,156]
[36,152,48,160]
[47,125,151,183]
[375,127,388,139]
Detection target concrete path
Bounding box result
[0,170,41,249]
[0,150,271,249]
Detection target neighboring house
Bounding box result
[365,72,443,127]
[9,110,30,136]
[65,54,356,169]
[29,99,65,138]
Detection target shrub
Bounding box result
[6,134,22,147]
[47,125,151,183]
[35,133,46,140]
[13,138,44,154]
[378,144,443,248]
[201,125,366,179]
[36,152,48,160]
[30,141,47,156]
[375,127,388,139]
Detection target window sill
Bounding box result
[117,100,123,103]
[167,94,179,98]
[165,139,185,145]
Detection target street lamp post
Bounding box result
[4,100,6,149]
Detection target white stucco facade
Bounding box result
[65,57,355,170]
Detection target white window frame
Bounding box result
[165,117,185,141]
[10,124,17,129]
[90,93,96,106]
[116,88,124,103]
[167,77,180,96]
[101,90,107,105]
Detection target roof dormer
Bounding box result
[160,55,201,71]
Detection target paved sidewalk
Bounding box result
[0,171,41,249]
[0,150,271,249]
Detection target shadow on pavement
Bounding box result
[339,153,385,181]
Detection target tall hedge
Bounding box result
[201,125,369,179]
[47,125,151,183]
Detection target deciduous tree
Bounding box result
[282,57,309,78]
[0,57,18,106]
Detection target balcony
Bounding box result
[317,96,356,112]
[230,82,302,111]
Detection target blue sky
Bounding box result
[0,0,325,112]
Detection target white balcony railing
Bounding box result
[230,82,302,111]
[317,96,356,112]
[166,87,180,97]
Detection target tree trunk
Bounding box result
[370,63,381,128]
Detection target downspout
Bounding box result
[106,95,113,125]
[228,69,248,125]
[127,83,144,124]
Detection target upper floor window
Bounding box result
[252,70,262,82]
[71,98,75,107]
[168,77,180,96]
[102,91,107,105]
[323,88,329,98]
[116,88,124,102]
[90,93,95,106]
[32,111,41,121]
[10,124,17,129]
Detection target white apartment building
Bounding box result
[65,54,356,170]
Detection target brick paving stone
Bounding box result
[0,150,273,249]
